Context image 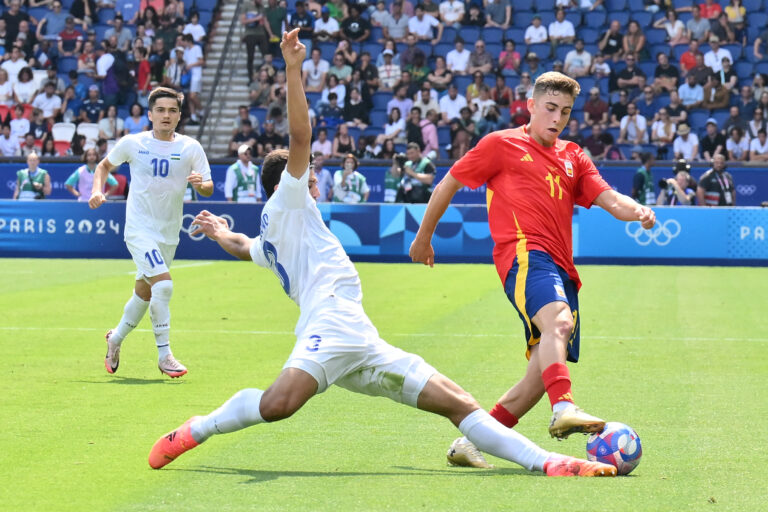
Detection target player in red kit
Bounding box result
[410,72,656,468]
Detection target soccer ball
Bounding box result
[586,422,642,475]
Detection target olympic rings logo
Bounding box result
[736,185,756,196]
[180,213,235,241]
[625,219,681,246]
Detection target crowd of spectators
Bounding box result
[237,0,768,168]
[0,0,210,159]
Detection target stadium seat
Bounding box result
[735,61,753,79]
[54,140,71,156]
[369,110,388,127]
[94,23,111,41]
[370,26,383,42]
[605,0,627,10]
[484,27,504,44]
[627,0,645,9]
[671,45,688,61]
[454,75,472,92]
[27,7,48,20]
[645,28,668,47]
[576,76,596,93]
[52,122,77,142]
[757,62,768,76]
[394,143,407,153]
[573,95,586,111]
[416,41,432,57]
[99,8,115,24]
[505,28,525,44]
[250,107,267,126]
[317,42,336,62]
[306,91,320,107]
[437,125,451,145]
[459,27,480,42]
[583,11,606,28]
[362,42,381,56]
[579,28,600,45]
[711,109,731,128]
[441,26,457,44]
[631,11,653,27]
[58,57,78,74]
[743,0,763,11]
[77,123,100,142]
[487,43,502,58]
[638,61,655,77]
[514,0,534,10]
[688,110,709,131]
[606,11,630,26]
[599,77,610,95]
[198,11,213,28]
[361,126,383,137]
[671,0,690,8]
[372,93,390,110]
[513,11,535,29]
[433,42,453,57]
[565,11,582,27]
[555,44,574,62]
[526,43,550,61]
[650,44,671,60]
[722,44,743,62]
[537,0,556,10]
[539,12,556,27]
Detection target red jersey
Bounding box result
[450,126,611,289]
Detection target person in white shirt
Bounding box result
[314,6,340,41]
[524,15,548,45]
[446,37,471,75]
[182,34,205,122]
[672,123,700,160]
[0,123,20,156]
[9,104,29,144]
[225,144,262,203]
[148,30,618,480]
[749,129,768,162]
[618,103,649,144]
[302,47,329,92]
[703,36,732,74]
[439,82,467,124]
[439,0,464,27]
[563,38,592,78]
[31,81,63,124]
[88,87,214,379]
[407,4,443,44]
[182,11,207,42]
[1,47,26,87]
[548,9,575,49]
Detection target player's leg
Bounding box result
[416,373,614,476]
[104,278,152,373]
[148,368,318,469]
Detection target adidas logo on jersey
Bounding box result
[520,154,534,162]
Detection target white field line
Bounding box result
[123,261,214,274]
[0,326,766,343]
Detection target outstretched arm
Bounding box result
[409,173,465,266]
[594,189,656,229]
[191,210,254,261]
[281,28,312,179]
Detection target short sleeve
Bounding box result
[573,149,611,208]
[249,235,268,267]
[106,173,119,186]
[106,136,132,167]
[64,169,80,187]
[190,140,212,181]
[272,167,310,210]
[449,131,502,189]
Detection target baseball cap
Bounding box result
[526,52,539,60]
[88,84,99,91]
[264,119,275,124]
[709,35,719,43]
[706,117,718,126]
[321,5,329,13]
[589,86,600,95]
[237,144,251,156]
[553,59,563,66]
[65,15,74,23]
[382,49,393,56]
[174,46,184,52]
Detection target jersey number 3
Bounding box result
[151,158,170,177]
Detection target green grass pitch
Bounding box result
[1,258,766,511]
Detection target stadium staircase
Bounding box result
[197,0,253,157]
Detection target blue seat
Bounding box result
[514,11,535,29]
[711,109,731,129]
[599,77,610,95]
[370,26,383,42]
[98,8,116,24]
[27,7,49,20]
[58,57,78,74]
[505,28,525,44]
[579,28,600,45]
[454,75,472,92]
[371,93,390,110]
[577,76,596,93]
[441,26,457,43]
[198,11,213,28]
[743,0,763,11]
[78,74,94,89]
[250,107,268,126]
[370,109,388,126]
[394,143,407,153]
[631,11,652,27]
[628,0,645,9]
[757,62,768,75]
[362,42,381,56]
[484,27,504,44]
[433,42,453,58]
[722,44,743,62]
[583,11,606,28]
[94,23,111,41]
[555,44,574,62]
[459,26,480,42]
[605,0,627,10]
[347,127,361,141]
[437,125,451,145]
[573,95,586,111]
[537,0,556,10]
[361,126,383,137]
[539,11,556,27]
[306,91,321,106]
[638,61,655,77]
[565,12,582,27]
[671,45,688,61]
[487,43,502,58]
[688,109,709,130]
[735,61,752,79]
[526,42,550,61]
[606,11,630,26]
[514,0,534,10]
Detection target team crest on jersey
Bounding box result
[554,285,566,298]
[564,160,574,177]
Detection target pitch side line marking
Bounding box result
[0,326,766,343]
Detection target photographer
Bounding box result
[631,152,656,205]
[386,152,408,203]
[395,142,436,203]
[13,152,51,201]
[656,160,696,205]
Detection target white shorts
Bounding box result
[284,297,437,407]
[126,238,177,281]
[189,74,202,93]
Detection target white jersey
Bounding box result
[107,131,212,245]
[249,167,362,335]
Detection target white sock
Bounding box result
[110,292,149,345]
[459,409,550,472]
[190,388,265,443]
[149,280,173,360]
[553,401,572,413]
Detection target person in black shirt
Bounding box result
[599,20,624,62]
[2,0,32,51]
[341,4,371,43]
[700,118,726,160]
[406,106,424,149]
[697,154,735,206]
[561,119,585,146]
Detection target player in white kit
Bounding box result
[147,29,615,477]
[89,87,214,378]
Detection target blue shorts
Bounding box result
[503,250,581,363]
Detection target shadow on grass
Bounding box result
[164,464,531,483]
[73,376,177,385]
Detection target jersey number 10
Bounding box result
[151,158,170,177]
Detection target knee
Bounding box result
[552,316,574,340]
[453,389,481,417]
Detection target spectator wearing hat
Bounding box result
[163,45,187,89]
[551,60,564,73]
[703,36,732,73]
[598,19,624,62]
[104,14,133,52]
[225,144,262,203]
[523,52,543,81]
[548,8,574,56]
[563,39,591,78]
[485,0,511,29]
[314,5,340,42]
[673,123,700,160]
[79,84,105,123]
[378,49,402,91]
[57,15,83,58]
[700,117,726,160]
[702,72,729,110]
[524,15,547,45]
[583,87,608,128]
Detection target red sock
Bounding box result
[542,362,574,408]
[489,403,519,428]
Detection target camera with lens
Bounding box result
[394,153,408,169]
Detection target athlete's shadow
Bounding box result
[167,464,530,483]
[73,376,175,385]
